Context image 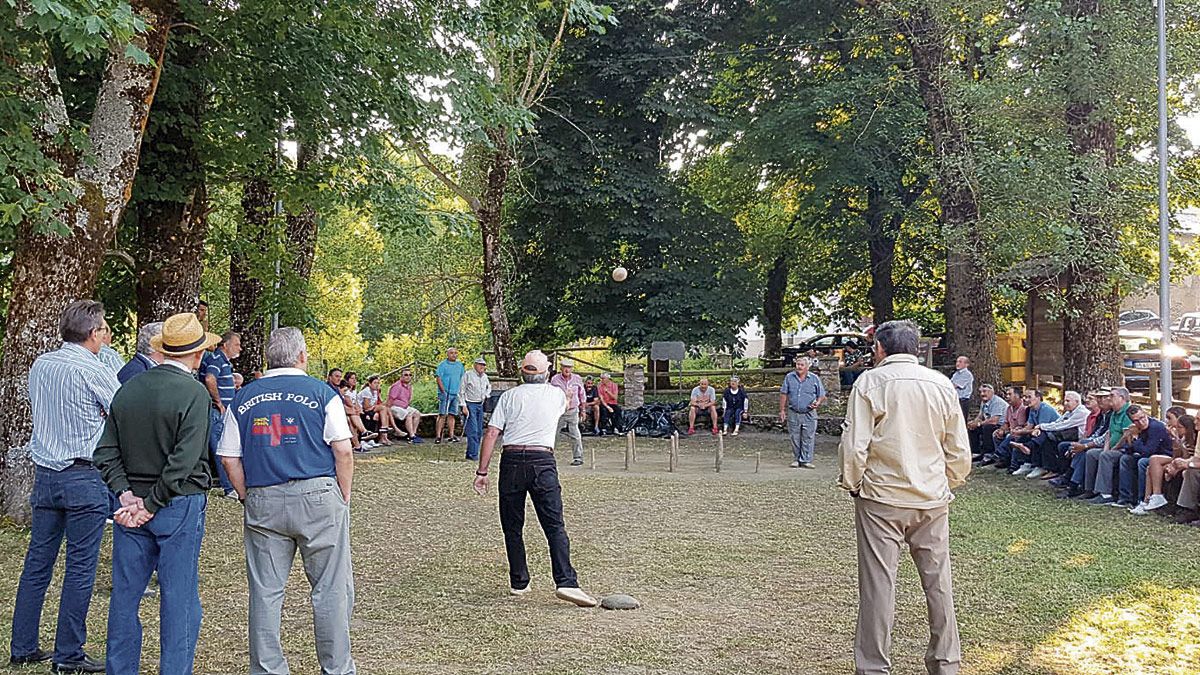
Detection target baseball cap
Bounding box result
[560,358,575,368]
[521,350,549,374]
[474,356,487,365]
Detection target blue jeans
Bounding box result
[1071,450,1088,486]
[438,392,459,416]
[994,435,1014,467]
[465,402,485,460]
[1119,454,1140,504]
[107,493,207,675]
[209,408,232,492]
[11,464,109,663]
[723,407,742,429]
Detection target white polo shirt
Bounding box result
[488,382,567,448]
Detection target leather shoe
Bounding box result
[9,649,51,665]
[52,655,104,673]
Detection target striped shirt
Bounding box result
[98,345,124,374]
[28,342,121,470]
[201,348,236,408]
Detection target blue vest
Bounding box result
[231,374,338,488]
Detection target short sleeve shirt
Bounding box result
[980,396,1008,421]
[690,386,718,405]
[436,359,465,395]
[201,348,236,407]
[358,388,379,408]
[780,371,826,412]
[487,383,568,448]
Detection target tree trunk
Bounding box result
[761,253,788,364]
[1061,0,1121,392]
[0,2,174,522]
[134,182,208,324]
[286,142,319,283]
[899,4,999,386]
[866,187,897,325]
[479,133,518,376]
[230,177,272,374]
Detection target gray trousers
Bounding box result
[1179,469,1200,510]
[244,477,355,675]
[787,409,817,464]
[1093,449,1123,497]
[854,498,960,675]
[558,409,584,461]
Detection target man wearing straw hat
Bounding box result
[94,312,220,674]
[473,350,597,607]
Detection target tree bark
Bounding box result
[286,142,319,283]
[1060,0,1121,392]
[0,2,174,522]
[899,4,999,386]
[866,187,897,325]
[230,177,272,374]
[134,182,208,323]
[761,253,788,364]
[479,131,518,376]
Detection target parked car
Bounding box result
[1122,348,1192,398]
[1175,312,1200,336]
[1119,309,1160,329]
[781,333,871,366]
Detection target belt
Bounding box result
[72,458,94,467]
[503,444,552,453]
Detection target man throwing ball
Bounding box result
[473,350,597,607]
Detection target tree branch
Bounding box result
[398,139,482,214]
[523,1,571,108]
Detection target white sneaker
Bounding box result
[1129,502,1148,515]
[510,585,531,596]
[1026,468,1046,480]
[1146,494,1170,511]
[789,461,801,468]
[721,428,728,435]
[1013,464,1033,476]
[732,427,740,436]
[555,587,598,607]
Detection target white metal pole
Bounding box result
[1158,0,1173,405]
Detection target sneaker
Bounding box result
[361,431,379,441]
[790,461,801,468]
[1026,468,1046,480]
[1013,464,1033,476]
[721,428,728,435]
[450,436,460,443]
[510,585,531,596]
[1129,502,1149,516]
[1146,494,1170,511]
[1110,499,1133,508]
[555,587,598,607]
[732,427,740,436]
[570,459,583,466]
[221,490,240,501]
[1086,494,1115,505]
[799,462,815,470]
[434,437,441,445]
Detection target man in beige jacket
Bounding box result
[838,320,972,675]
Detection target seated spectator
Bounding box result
[387,367,424,444]
[1084,387,1134,505]
[598,373,622,436]
[688,377,720,435]
[1027,390,1089,481]
[326,367,343,392]
[339,381,377,451]
[582,376,601,435]
[988,387,1027,470]
[1110,406,1173,512]
[1133,412,1195,514]
[1008,389,1059,476]
[1048,392,1102,488]
[1058,388,1113,498]
[968,384,1007,463]
[358,375,396,445]
[722,376,749,436]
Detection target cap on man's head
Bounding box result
[1091,387,1113,397]
[560,358,575,368]
[730,375,740,382]
[474,356,487,365]
[521,350,550,374]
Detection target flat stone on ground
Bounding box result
[601,594,641,610]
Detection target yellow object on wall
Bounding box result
[997,331,1027,384]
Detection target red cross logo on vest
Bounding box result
[251,414,299,447]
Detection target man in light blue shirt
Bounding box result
[435,347,466,443]
[11,300,119,673]
[779,357,826,468]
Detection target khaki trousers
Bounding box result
[854,497,961,675]
[1178,469,1200,510]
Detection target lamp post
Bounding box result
[1157,0,1173,407]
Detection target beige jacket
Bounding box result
[838,353,972,509]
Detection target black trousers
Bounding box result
[599,404,623,433]
[969,424,999,456]
[498,450,579,589]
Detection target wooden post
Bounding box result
[631,432,637,463]
[1150,370,1160,418]
[624,431,632,470]
[590,442,596,470]
[716,431,724,473]
[755,451,761,474]
[668,433,675,472]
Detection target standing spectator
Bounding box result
[1084,387,1134,505]
[233,372,245,391]
[217,327,357,675]
[358,375,396,443]
[950,356,974,420]
[195,299,209,332]
[779,357,826,469]
[94,312,218,675]
[10,300,119,673]
[471,350,598,607]
[98,320,125,374]
[117,321,164,385]
[967,384,1007,464]
[201,332,241,498]
[838,319,971,675]
[722,376,749,436]
[326,368,343,393]
[598,373,622,436]
[387,368,424,444]
[435,347,465,444]
[461,357,492,461]
[688,378,721,435]
[550,359,586,466]
[582,377,601,435]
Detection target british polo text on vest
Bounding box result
[237,391,321,416]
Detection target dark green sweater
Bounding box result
[95,363,213,513]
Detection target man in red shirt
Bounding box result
[387,368,424,444]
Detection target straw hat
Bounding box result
[151,313,221,357]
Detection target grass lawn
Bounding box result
[0,431,1198,674]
